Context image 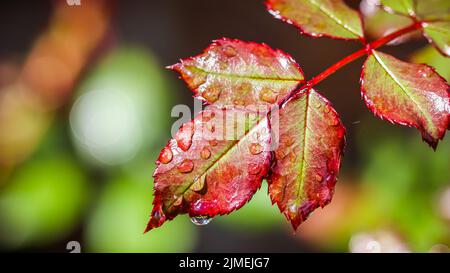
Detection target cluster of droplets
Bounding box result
[157,109,273,227]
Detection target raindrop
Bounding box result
[158,147,173,164]
[209,139,218,146]
[223,45,237,58]
[177,159,194,173]
[260,88,277,103]
[191,175,206,192]
[206,122,215,133]
[219,60,228,70]
[176,122,195,151]
[202,88,221,103]
[328,118,339,126]
[249,143,263,155]
[200,147,211,159]
[419,69,432,78]
[233,98,245,106]
[190,216,212,226]
[202,111,215,122]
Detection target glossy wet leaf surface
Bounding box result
[170,38,304,107]
[268,89,345,230]
[146,107,272,231]
[266,0,364,40]
[361,50,450,149]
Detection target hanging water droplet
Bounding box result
[150,209,165,227]
[159,147,173,164]
[177,159,194,173]
[249,143,263,155]
[200,147,211,159]
[190,215,212,226]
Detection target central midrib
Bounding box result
[372,52,434,132]
[189,66,303,82]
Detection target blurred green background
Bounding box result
[0,0,448,253]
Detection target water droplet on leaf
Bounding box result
[176,122,195,151]
[260,88,277,103]
[206,122,215,133]
[223,45,237,58]
[191,175,206,191]
[200,147,211,159]
[202,88,221,103]
[202,111,215,122]
[159,147,173,164]
[177,159,194,173]
[209,139,218,146]
[190,216,212,226]
[249,143,263,155]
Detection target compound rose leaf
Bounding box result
[146,107,272,232]
[268,88,345,231]
[361,50,450,149]
[266,0,364,40]
[422,21,450,57]
[170,38,304,108]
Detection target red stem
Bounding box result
[305,21,423,88]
